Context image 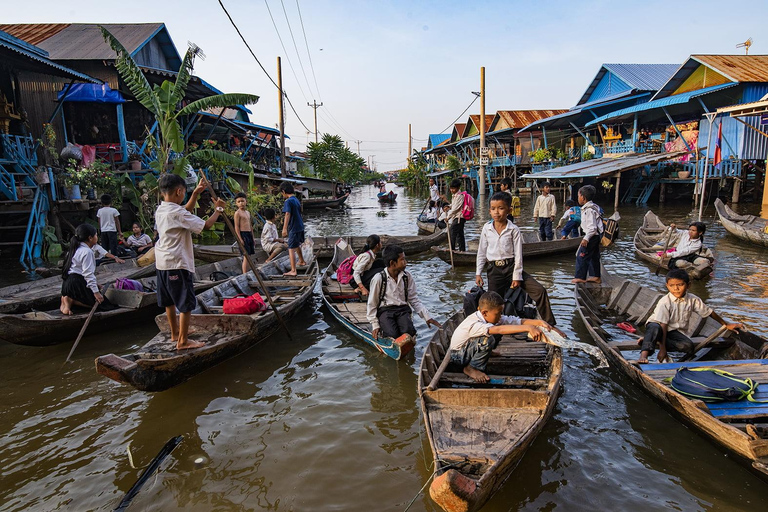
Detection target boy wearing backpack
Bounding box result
[444,178,473,252]
[366,245,441,340]
[637,269,742,364]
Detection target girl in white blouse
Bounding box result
[60,224,103,315]
[351,234,384,296]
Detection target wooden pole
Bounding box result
[614,172,621,210]
[479,66,487,202]
[408,123,412,164]
[277,56,287,177]
[65,301,99,363]
[655,228,674,276]
[445,219,455,270]
[699,113,716,221]
[201,175,294,340]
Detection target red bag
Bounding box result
[223,293,267,314]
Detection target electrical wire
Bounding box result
[295,0,322,101]
[263,0,311,103]
[279,0,315,98]
[438,95,480,134]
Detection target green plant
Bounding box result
[38,123,58,165]
[445,155,462,172]
[582,151,594,161]
[555,149,567,160]
[530,148,552,163]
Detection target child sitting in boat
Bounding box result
[557,199,581,239]
[436,204,450,230]
[654,221,709,269]
[125,222,154,256]
[366,244,441,341]
[350,234,385,296]
[60,224,110,315]
[424,201,438,223]
[637,269,742,364]
[450,291,555,383]
[260,208,288,263]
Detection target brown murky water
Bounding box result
[2,184,768,511]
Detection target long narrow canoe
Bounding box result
[715,198,768,247]
[0,259,156,315]
[302,193,350,210]
[320,239,414,360]
[430,232,582,267]
[419,310,562,512]
[633,210,714,279]
[95,243,316,391]
[378,191,397,203]
[416,218,443,235]
[0,257,243,347]
[574,270,768,481]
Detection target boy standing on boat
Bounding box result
[280,182,308,276]
[572,185,603,284]
[429,177,440,205]
[450,291,555,383]
[97,194,122,257]
[367,245,441,341]
[533,182,556,241]
[234,192,256,275]
[261,208,287,263]
[637,269,742,364]
[155,174,225,350]
[475,192,558,325]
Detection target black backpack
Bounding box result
[503,287,538,319]
[463,285,485,317]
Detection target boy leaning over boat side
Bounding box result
[637,269,742,364]
[155,174,226,350]
[450,291,556,383]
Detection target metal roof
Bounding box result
[463,115,493,138]
[426,169,454,177]
[490,110,569,131]
[654,55,768,99]
[577,64,678,105]
[0,24,70,46]
[198,111,282,137]
[521,151,689,180]
[428,134,450,149]
[584,82,738,127]
[0,29,100,83]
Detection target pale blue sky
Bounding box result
[7,0,768,170]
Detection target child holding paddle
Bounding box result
[60,224,108,315]
[155,174,226,350]
[637,269,742,364]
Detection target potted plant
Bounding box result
[62,159,85,200]
[128,150,142,171]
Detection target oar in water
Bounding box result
[655,227,675,276]
[113,435,183,512]
[64,300,100,363]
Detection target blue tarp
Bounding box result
[57,83,125,104]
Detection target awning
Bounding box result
[427,169,453,177]
[58,83,125,103]
[520,151,689,180]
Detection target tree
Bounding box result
[305,134,366,182]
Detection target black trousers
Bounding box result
[101,231,118,256]
[377,305,415,338]
[450,218,466,252]
[641,322,694,356]
[487,264,556,325]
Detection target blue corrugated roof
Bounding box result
[0,29,100,83]
[578,63,678,106]
[584,82,739,127]
[428,134,450,149]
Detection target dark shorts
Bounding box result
[157,269,197,313]
[287,230,305,249]
[240,231,255,255]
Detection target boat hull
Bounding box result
[430,234,582,267]
[715,198,768,247]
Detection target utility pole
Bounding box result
[408,123,412,164]
[355,140,361,155]
[277,56,286,177]
[479,66,487,202]
[307,100,323,143]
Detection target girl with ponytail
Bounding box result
[60,224,104,315]
[351,234,385,296]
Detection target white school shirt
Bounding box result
[450,311,521,351]
[69,244,98,293]
[366,269,432,331]
[126,233,152,248]
[154,201,205,273]
[668,230,703,258]
[426,208,438,221]
[476,220,524,281]
[429,184,440,202]
[533,194,556,218]
[97,206,120,232]
[580,201,603,241]
[647,292,713,333]
[438,210,449,222]
[92,243,109,259]
[352,249,376,284]
[261,221,279,253]
[446,192,464,222]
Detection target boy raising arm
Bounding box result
[233,192,256,275]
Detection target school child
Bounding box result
[92,242,125,265]
[260,207,288,263]
[445,178,468,252]
[280,181,308,276]
[350,234,386,296]
[233,192,256,275]
[97,194,121,256]
[475,191,558,325]
[429,177,440,205]
[60,224,112,315]
[436,204,450,230]
[572,185,603,284]
[557,199,581,239]
[655,222,709,269]
[533,182,556,241]
[450,291,556,382]
[424,200,438,222]
[155,174,225,350]
[125,222,153,255]
[499,177,515,222]
[366,244,441,340]
[637,269,742,364]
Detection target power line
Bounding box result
[263,0,310,103]
[438,95,480,134]
[279,0,315,98]
[295,0,322,101]
[217,0,312,133]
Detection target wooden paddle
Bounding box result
[655,227,675,276]
[680,324,730,362]
[445,220,455,270]
[200,175,294,341]
[65,300,99,363]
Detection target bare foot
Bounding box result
[60,305,72,315]
[283,270,298,276]
[572,278,588,284]
[463,365,490,383]
[657,350,669,363]
[638,357,649,364]
[298,260,308,267]
[586,277,602,283]
[176,340,206,350]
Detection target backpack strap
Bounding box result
[377,270,388,308]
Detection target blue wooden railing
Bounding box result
[19,187,49,270]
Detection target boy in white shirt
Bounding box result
[155,174,225,350]
[444,179,468,251]
[96,194,121,256]
[260,207,288,263]
[572,185,603,284]
[450,291,555,382]
[533,182,556,241]
[429,177,440,205]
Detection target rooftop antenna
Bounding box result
[187,41,206,60]
[736,37,753,55]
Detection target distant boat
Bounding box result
[430,233,583,267]
[302,193,350,210]
[715,198,768,247]
[377,191,397,203]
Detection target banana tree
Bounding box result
[101,26,259,177]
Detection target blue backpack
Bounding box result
[667,367,764,402]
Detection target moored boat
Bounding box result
[377,191,397,203]
[95,243,316,391]
[302,193,350,210]
[633,210,714,279]
[320,239,414,359]
[416,217,443,235]
[574,270,768,480]
[430,232,583,267]
[715,198,768,247]
[418,310,562,512]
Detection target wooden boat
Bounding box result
[0,259,156,315]
[715,198,768,247]
[574,270,768,481]
[95,243,317,391]
[320,239,414,359]
[0,257,243,347]
[377,191,397,203]
[194,243,269,263]
[419,310,562,512]
[302,193,350,210]
[633,210,714,279]
[430,232,583,267]
[416,217,444,235]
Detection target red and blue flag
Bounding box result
[713,122,722,167]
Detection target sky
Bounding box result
[7,0,768,171]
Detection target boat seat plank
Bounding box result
[609,338,734,351]
[640,359,768,371]
[439,372,548,388]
